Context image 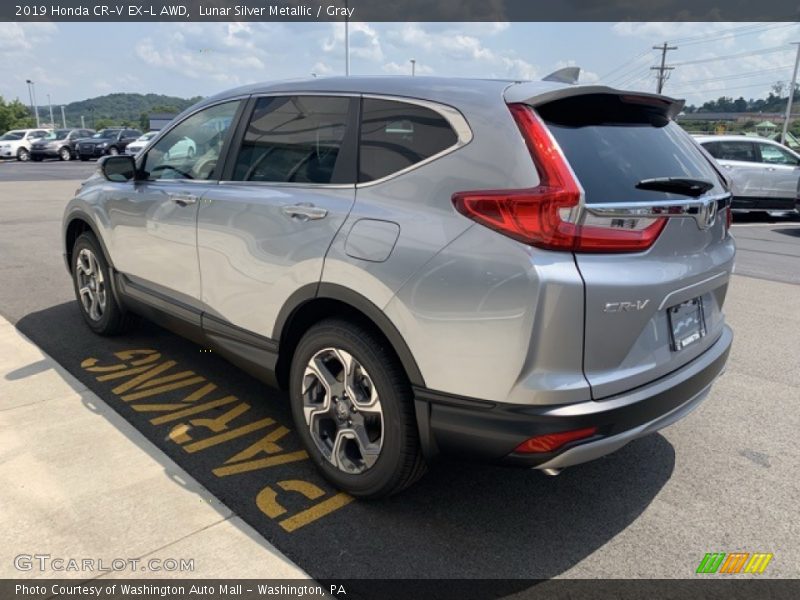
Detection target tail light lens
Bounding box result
[451,103,666,253]
[514,426,599,454]
[725,204,733,234]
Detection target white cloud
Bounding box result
[323,22,384,62]
[0,22,58,53]
[382,61,434,75]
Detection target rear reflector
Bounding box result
[451,103,666,252]
[514,426,599,454]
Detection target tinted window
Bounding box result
[758,143,799,165]
[232,96,352,184]
[539,95,725,204]
[702,140,758,163]
[359,99,458,183]
[144,101,240,182]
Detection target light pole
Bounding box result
[344,0,350,76]
[61,105,66,128]
[47,94,54,128]
[25,79,39,127]
[780,42,800,145]
[410,59,416,76]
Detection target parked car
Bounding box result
[0,128,51,161]
[76,128,142,160]
[125,131,159,156]
[696,135,800,213]
[165,135,196,159]
[62,77,735,498]
[30,128,95,161]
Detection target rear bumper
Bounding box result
[414,325,732,468]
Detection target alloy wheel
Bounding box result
[75,248,107,322]
[302,347,384,474]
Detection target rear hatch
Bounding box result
[535,91,735,399]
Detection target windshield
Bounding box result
[0,131,25,141]
[92,130,120,139]
[43,129,71,141]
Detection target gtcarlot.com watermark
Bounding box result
[14,553,195,573]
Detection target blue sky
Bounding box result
[2,22,799,107]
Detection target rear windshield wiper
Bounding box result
[635,177,714,197]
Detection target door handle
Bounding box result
[281,203,328,221]
[169,192,199,206]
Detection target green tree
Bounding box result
[0,97,36,131]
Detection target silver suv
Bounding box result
[696,134,800,214]
[62,77,735,498]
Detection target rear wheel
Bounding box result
[59,147,71,161]
[71,232,136,335]
[289,319,426,499]
[17,148,30,162]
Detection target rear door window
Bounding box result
[538,94,726,204]
[702,140,758,163]
[358,98,458,183]
[231,96,355,185]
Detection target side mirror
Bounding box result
[100,155,136,182]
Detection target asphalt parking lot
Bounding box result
[1,160,798,580]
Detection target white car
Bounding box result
[164,135,196,160]
[125,131,159,156]
[0,128,51,161]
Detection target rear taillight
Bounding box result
[451,103,666,253]
[514,426,599,454]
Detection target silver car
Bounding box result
[62,77,734,498]
[697,134,800,214]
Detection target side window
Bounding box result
[143,101,240,182]
[706,141,758,163]
[231,96,352,184]
[359,98,458,182]
[758,143,799,166]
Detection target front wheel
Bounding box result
[59,147,71,161]
[17,148,30,162]
[71,232,136,335]
[289,319,426,499]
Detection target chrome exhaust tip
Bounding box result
[541,468,562,477]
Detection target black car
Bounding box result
[30,128,95,161]
[76,128,142,160]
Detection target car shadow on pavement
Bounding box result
[773,227,800,238]
[16,302,675,586]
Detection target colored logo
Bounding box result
[696,552,773,574]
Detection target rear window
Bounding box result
[359,98,457,183]
[538,95,725,204]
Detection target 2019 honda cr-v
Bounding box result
[62,75,735,498]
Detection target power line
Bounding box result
[676,23,795,47]
[606,54,655,85]
[666,22,788,45]
[672,46,787,67]
[669,80,786,96]
[599,48,653,81]
[678,65,793,85]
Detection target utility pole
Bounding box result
[47,94,54,128]
[410,59,416,76]
[31,81,40,127]
[81,115,85,129]
[651,42,677,94]
[60,105,66,128]
[780,42,800,145]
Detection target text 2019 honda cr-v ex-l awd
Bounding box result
[62,75,735,498]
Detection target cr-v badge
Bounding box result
[604,300,650,313]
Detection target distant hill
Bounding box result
[59,93,204,129]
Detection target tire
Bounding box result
[289,319,426,499]
[71,232,136,335]
[108,146,119,156]
[59,147,71,161]
[17,147,30,162]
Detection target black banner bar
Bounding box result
[3,579,800,600]
[5,0,800,22]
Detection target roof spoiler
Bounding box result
[542,67,580,84]
[505,84,685,120]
